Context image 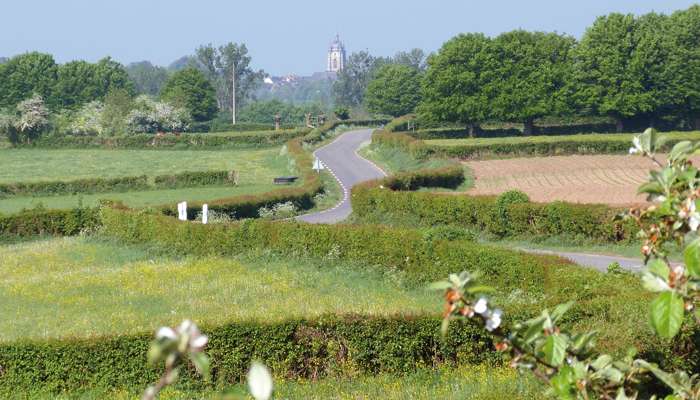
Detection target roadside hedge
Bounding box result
[0,207,99,238]
[0,316,490,394]
[351,166,635,243]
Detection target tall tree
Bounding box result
[160,68,217,122]
[55,57,132,109]
[393,48,427,70]
[489,30,575,135]
[365,64,422,117]
[126,61,169,96]
[574,14,651,132]
[0,52,57,108]
[418,33,492,137]
[666,5,700,128]
[194,43,264,113]
[333,51,385,107]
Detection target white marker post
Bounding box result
[178,202,188,221]
[202,204,209,224]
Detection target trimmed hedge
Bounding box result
[351,165,635,243]
[0,316,490,394]
[374,129,700,160]
[0,171,238,198]
[18,129,309,149]
[0,207,99,238]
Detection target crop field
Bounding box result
[0,237,438,341]
[0,147,294,212]
[461,154,686,205]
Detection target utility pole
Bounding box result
[231,62,236,125]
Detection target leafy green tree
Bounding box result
[365,64,422,117]
[101,88,135,136]
[666,5,700,128]
[55,57,133,109]
[393,48,427,70]
[418,33,493,137]
[489,30,575,135]
[574,14,652,132]
[194,43,265,113]
[333,51,386,107]
[160,68,217,122]
[126,61,169,96]
[0,52,57,108]
[238,100,324,125]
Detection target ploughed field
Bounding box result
[0,147,293,213]
[462,154,690,205]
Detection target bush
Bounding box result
[0,207,99,238]
[490,190,530,237]
[334,106,350,120]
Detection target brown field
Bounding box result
[462,155,689,206]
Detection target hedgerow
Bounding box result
[0,316,490,394]
[0,171,237,198]
[0,207,99,238]
[374,128,700,160]
[16,129,309,149]
[351,165,636,243]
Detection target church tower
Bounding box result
[327,34,346,73]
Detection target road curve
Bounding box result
[295,129,649,272]
[296,129,386,224]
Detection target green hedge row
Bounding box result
[18,129,309,149]
[0,316,490,394]
[0,171,238,198]
[303,119,391,144]
[351,164,635,243]
[375,127,700,160]
[0,207,99,238]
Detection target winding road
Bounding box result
[297,129,646,272]
[296,129,386,224]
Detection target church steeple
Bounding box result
[327,34,346,73]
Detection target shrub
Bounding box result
[0,206,99,238]
[490,190,530,237]
[334,106,350,120]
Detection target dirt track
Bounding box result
[463,155,684,206]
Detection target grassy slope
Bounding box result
[425,131,700,147]
[0,147,294,213]
[359,143,474,191]
[0,237,439,342]
[27,365,542,399]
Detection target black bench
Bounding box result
[273,176,299,184]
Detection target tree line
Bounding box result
[363,6,700,134]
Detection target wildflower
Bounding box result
[248,362,273,400]
[156,327,177,341]
[176,320,208,353]
[485,309,503,332]
[474,298,488,315]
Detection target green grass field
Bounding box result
[425,131,700,147]
[0,237,438,342]
[25,365,542,399]
[0,147,295,213]
[0,148,286,183]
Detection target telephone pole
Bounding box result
[231,62,236,125]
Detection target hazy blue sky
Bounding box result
[0,0,696,75]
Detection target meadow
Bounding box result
[0,236,438,342]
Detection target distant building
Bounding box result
[326,34,346,73]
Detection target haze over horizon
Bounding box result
[1,0,696,76]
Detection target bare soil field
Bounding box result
[462,154,691,205]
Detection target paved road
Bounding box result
[297,129,386,224]
[296,129,654,272]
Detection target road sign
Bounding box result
[312,158,325,172]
